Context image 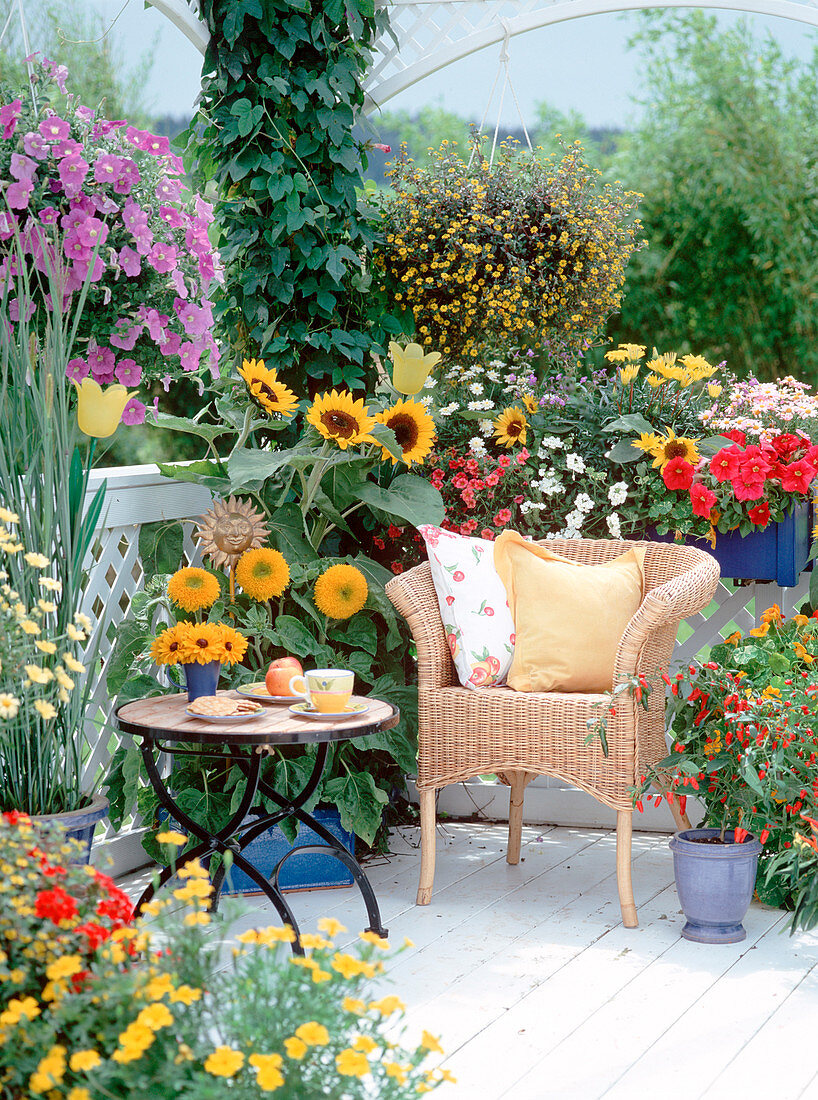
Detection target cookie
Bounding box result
[188,696,241,716]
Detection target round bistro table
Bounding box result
[116,691,399,953]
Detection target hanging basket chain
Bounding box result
[469,18,534,171]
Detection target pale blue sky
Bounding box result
[86,1,818,129]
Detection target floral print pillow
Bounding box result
[419,524,516,689]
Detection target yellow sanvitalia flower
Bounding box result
[73,379,134,438]
[238,358,299,418]
[336,1048,370,1078]
[295,1021,329,1046]
[167,567,220,613]
[249,1052,284,1091]
[376,398,436,466]
[314,564,368,619]
[204,1047,244,1077]
[388,341,442,395]
[235,548,290,601]
[306,389,376,449]
[649,428,700,470]
[493,407,528,448]
[136,1003,173,1030]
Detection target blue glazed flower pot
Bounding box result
[669,827,762,944]
[31,794,109,865]
[183,660,221,701]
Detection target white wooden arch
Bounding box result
[149,0,818,113]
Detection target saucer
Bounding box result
[236,682,305,705]
[289,701,369,720]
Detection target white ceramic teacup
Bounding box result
[288,668,354,713]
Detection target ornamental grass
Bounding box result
[0,815,452,1098]
[375,138,643,364]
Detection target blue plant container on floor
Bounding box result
[31,794,109,865]
[669,827,762,944]
[183,660,221,702]
[650,501,812,587]
[222,807,355,895]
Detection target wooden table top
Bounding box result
[116,691,400,746]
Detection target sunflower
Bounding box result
[314,564,368,620]
[376,399,436,466]
[306,390,376,450]
[522,394,538,415]
[150,623,188,666]
[177,622,224,665]
[632,431,665,455]
[215,624,248,666]
[650,428,701,470]
[493,407,528,448]
[167,567,220,613]
[238,358,299,418]
[235,548,290,601]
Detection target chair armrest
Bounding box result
[614,548,720,682]
[385,562,455,690]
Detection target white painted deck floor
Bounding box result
[123,822,818,1100]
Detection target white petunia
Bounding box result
[539,436,564,451]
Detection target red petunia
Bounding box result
[709,445,743,483]
[731,471,766,501]
[771,433,805,460]
[480,529,495,541]
[779,458,816,494]
[748,501,771,527]
[723,429,747,446]
[689,481,717,518]
[738,445,772,485]
[662,457,694,491]
[35,886,79,924]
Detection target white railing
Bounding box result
[83,464,810,871]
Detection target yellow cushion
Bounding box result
[493,531,646,693]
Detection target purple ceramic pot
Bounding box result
[669,827,762,944]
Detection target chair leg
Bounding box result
[667,795,692,832]
[616,810,638,928]
[507,771,531,865]
[416,788,437,906]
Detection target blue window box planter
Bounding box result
[221,806,355,895]
[649,502,812,588]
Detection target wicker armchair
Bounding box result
[385,538,720,928]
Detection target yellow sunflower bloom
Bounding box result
[376,399,436,466]
[150,623,188,666]
[216,624,248,666]
[235,548,290,601]
[650,428,700,470]
[314,564,368,620]
[177,622,224,665]
[306,390,376,450]
[167,568,220,613]
[522,394,538,415]
[493,407,528,448]
[632,432,664,455]
[238,359,299,418]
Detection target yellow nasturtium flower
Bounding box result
[73,379,134,438]
[388,341,441,395]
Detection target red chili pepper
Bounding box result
[635,800,644,813]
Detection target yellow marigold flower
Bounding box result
[313,563,368,620]
[295,1021,329,1046]
[178,858,210,879]
[493,406,528,448]
[385,1060,409,1083]
[332,952,365,979]
[298,932,330,950]
[238,358,299,418]
[0,995,40,1025]
[204,1046,244,1077]
[136,1003,173,1030]
[167,567,220,613]
[284,1037,307,1060]
[311,967,331,983]
[306,389,376,449]
[24,552,50,569]
[169,984,201,1005]
[184,911,211,926]
[46,955,82,982]
[177,621,224,665]
[376,398,436,466]
[0,693,20,719]
[235,548,290,601]
[359,930,389,949]
[34,699,57,721]
[317,916,347,937]
[343,996,366,1015]
[336,1048,370,1077]
[35,639,57,654]
[421,1030,444,1054]
[69,1050,101,1073]
[156,830,188,846]
[369,995,406,1015]
[249,1052,285,1091]
[67,1088,92,1100]
[793,614,810,626]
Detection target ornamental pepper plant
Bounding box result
[635,606,818,914]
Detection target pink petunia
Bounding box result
[118,246,141,278]
[115,358,142,386]
[0,99,22,140]
[6,179,33,209]
[0,213,17,240]
[92,194,120,216]
[131,224,154,256]
[159,205,184,229]
[39,115,70,142]
[156,178,182,202]
[143,133,170,157]
[175,299,210,336]
[63,231,90,262]
[94,153,123,184]
[45,61,69,94]
[170,268,188,299]
[58,154,90,197]
[39,206,60,225]
[76,217,108,249]
[22,131,48,159]
[178,342,201,372]
[121,398,146,427]
[53,138,82,159]
[8,298,35,323]
[65,357,89,382]
[109,321,142,351]
[144,310,170,342]
[87,341,115,376]
[114,159,140,195]
[147,241,177,274]
[158,332,182,357]
[75,106,95,122]
[10,153,36,180]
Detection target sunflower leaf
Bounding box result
[602,413,655,435]
[370,421,402,461]
[355,473,444,528]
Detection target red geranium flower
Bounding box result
[779,458,816,494]
[748,501,771,527]
[662,457,694,491]
[35,886,79,924]
[710,445,743,483]
[690,482,717,518]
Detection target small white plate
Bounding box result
[184,706,265,723]
[236,682,305,705]
[289,701,369,720]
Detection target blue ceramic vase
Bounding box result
[183,660,221,702]
[669,827,762,944]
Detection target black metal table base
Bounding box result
[134,739,387,955]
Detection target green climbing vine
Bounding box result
[183,0,410,390]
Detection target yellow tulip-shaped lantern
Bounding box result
[389,341,441,396]
[73,379,134,438]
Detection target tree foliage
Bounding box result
[609,11,818,381]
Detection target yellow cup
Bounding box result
[288,668,354,713]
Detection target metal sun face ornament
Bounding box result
[194,496,270,570]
